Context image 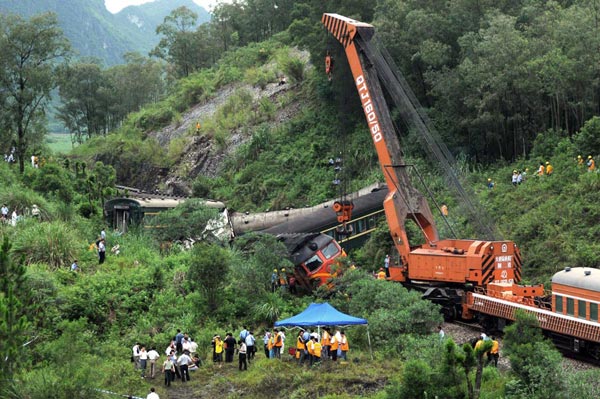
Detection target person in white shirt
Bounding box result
[177,351,192,382]
[238,340,247,371]
[245,332,256,360]
[147,347,160,379]
[165,342,175,356]
[182,337,191,353]
[1,204,8,220]
[188,339,198,355]
[132,343,141,369]
[279,330,286,355]
[139,346,148,378]
[98,239,106,264]
[146,387,160,399]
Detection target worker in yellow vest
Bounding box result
[296,330,306,364]
[311,337,322,365]
[377,268,386,280]
[339,331,349,360]
[212,335,224,368]
[588,155,596,172]
[546,161,554,175]
[321,328,331,360]
[487,336,499,367]
[267,331,276,359]
[306,335,315,365]
[273,328,283,359]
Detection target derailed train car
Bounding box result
[104,185,387,291]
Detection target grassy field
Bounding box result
[46,132,75,154]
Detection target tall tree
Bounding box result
[0,13,70,173]
[57,60,105,143]
[151,6,200,78]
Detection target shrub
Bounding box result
[11,221,86,269]
[573,116,600,157]
[282,57,305,83]
[29,162,75,202]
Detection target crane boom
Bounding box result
[321,13,438,266]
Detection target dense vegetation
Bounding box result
[2,1,600,398]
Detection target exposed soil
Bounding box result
[149,79,303,196]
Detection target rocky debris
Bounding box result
[160,80,302,195]
[139,49,310,194]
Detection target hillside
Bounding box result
[0,0,210,65]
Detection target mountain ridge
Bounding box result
[0,0,210,65]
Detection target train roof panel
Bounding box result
[552,267,600,291]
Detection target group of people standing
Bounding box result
[294,327,349,366]
[271,268,297,293]
[211,327,256,371]
[131,329,201,388]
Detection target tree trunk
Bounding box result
[474,352,485,399]
[17,120,25,174]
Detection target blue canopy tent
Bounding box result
[274,302,372,358]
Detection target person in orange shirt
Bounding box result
[339,331,349,360]
[536,162,545,176]
[377,268,386,280]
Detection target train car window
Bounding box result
[357,219,366,233]
[591,303,598,322]
[566,297,574,316]
[305,255,323,272]
[321,242,340,260]
[578,300,587,319]
[554,295,563,313]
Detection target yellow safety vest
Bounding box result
[313,342,322,358]
[340,336,349,351]
[306,340,314,356]
[297,336,305,350]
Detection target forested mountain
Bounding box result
[0,0,210,65]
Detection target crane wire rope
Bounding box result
[355,34,500,241]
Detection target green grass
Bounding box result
[46,132,75,154]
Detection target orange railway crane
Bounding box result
[321,13,543,320]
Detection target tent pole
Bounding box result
[367,326,373,360]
